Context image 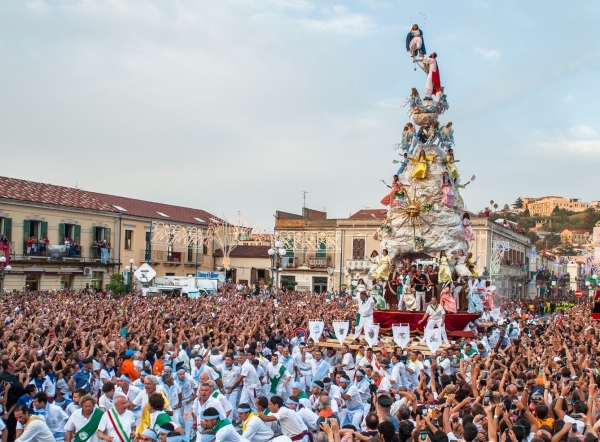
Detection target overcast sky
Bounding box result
[1,0,599,229]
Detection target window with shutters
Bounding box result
[124,230,133,250]
[352,238,365,259]
[0,217,11,241]
[59,223,78,244]
[316,239,326,258]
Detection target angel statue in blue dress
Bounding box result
[406,24,426,58]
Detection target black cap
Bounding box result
[82,357,93,364]
[377,395,393,408]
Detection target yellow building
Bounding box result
[0,176,216,292]
[0,176,121,291]
[525,196,591,216]
[560,228,589,245]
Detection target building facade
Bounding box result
[469,218,532,300]
[560,228,590,245]
[525,196,591,216]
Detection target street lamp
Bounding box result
[0,257,12,294]
[268,241,287,294]
[128,258,135,293]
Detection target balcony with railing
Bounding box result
[3,241,117,264]
[308,255,331,268]
[141,249,199,265]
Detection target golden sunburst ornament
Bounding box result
[391,188,435,236]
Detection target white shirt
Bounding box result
[192,396,226,424]
[218,364,241,390]
[406,360,420,387]
[341,352,355,370]
[15,418,55,442]
[296,407,318,432]
[191,363,219,383]
[65,409,101,442]
[271,406,307,437]
[97,409,135,441]
[99,394,114,411]
[354,295,374,316]
[426,303,445,322]
[40,403,69,435]
[132,386,172,412]
[242,414,274,442]
[267,363,291,386]
[240,360,261,389]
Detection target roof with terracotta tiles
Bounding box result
[213,245,271,258]
[348,209,388,220]
[88,192,215,226]
[0,176,118,212]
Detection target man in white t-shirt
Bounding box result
[228,352,261,412]
[405,352,420,388]
[97,393,135,442]
[256,396,309,442]
[418,296,449,344]
[14,405,55,442]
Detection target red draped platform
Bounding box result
[373,310,481,334]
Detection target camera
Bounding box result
[420,431,428,440]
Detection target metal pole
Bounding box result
[338,229,343,293]
[147,222,153,265]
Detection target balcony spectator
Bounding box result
[0,235,9,264]
[100,240,109,264]
[26,236,33,255]
[92,241,99,259]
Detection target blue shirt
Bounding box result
[72,368,93,392]
[16,394,34,407]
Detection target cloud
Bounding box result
[569,125,597,139]
[300,5,375,34]
[564,94,575,103]
[474,47,501,60]
[536,139,600,155]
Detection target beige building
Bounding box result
[213,245,271,286]
[272,207,386,293]
[0,176,217,292]
[560,228,589,245]
[525,196,591,216]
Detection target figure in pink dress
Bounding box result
[462,212,475,242]
[380,175,402,206]
[440,285,457,313]
[441,172,455,208]
[480,280,497,311]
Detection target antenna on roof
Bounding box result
[302,191,309,208]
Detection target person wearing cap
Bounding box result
[174,362,197,440]
[352,291,374,341]
[228,352,261,412]
[257,396,310,442]
[339,374,363,428]
[120,351,139,382]
[237,402,274,442]
[96,392,135,442]
[293,344,314,389]
[374,395,398,432]
[286,395,317,433]
[418,295,449,344]
[268,354,292,400]
[69,358,95,395]
[201,407,248,441]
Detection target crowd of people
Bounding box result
[0,287,594,442]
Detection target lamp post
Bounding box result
[268,241,287,294]
[127,258,136,293]
[0,257,12,295]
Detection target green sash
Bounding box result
[264,408,271,415]
[213,418,232,433]
[297,391,308,400]
[212,391,220,399]
[107,408,131,442]
[152,412,172,434]
[207,360,223,379]
[355,314,360,326]
[270,365,287,394]
[74,408,104,442]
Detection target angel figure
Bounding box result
[411,150,437,179]
[372,249,391,280]
[422,52,441,98]
[380,175,403,206]
[406,24,426,57]
[452,249,470,277]
[424,121,441,148]
[462,213,475,243]
[440,285,457,313]
[441,171,456,208]
[369,279,387,310]
[355,278,367,295]
[396,152,410,176]
[438,250,452,283]
[444,148,460,179]
[467,279,483,313]
[439,122,454,150]
[401,123,417,152]
[480,280,497,311]
[367,250,380,276]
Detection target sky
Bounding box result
[1,0,599,229]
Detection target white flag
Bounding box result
[490,308,501,321]
[392,324,411,348]
[425,327,442,354]
[332,321,349,346]
[364,324,380,347]
[309,320,324,343]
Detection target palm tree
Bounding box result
[493,203,498,211]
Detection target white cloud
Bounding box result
[569,124,598,139]
[536,139,600,155]
[474,47,501,60]
[564,94,575,102]
[300,5,375,34]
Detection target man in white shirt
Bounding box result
[14,405,55,442]
[192,383,226,437]
[352,291,374,340]
[237,403,274,442]
[115,376,141,425]
[97,393,135,442]
[229,352,261,412]
[256,396,309,442]
[32,392,68,440]
[339,375,363,428]
[286,396,318,433]
[335,345,355,381]
[293,344,314,390]
[217,355,241,420]
[267,354,292,399]
[405,352,421,389]
[99,382,115,411]
[418,296,449,344]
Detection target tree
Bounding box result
[109,274,126,294]
[514,197,523,209]
[493,203,498,211]
[552,205,561,215]
[556,241,577,256]
[526,231,540,243]
[503,204,510,212]
[522,208,530,217]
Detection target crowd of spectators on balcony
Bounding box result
[62,237,82,257]
[92,240,111,263]
[24,236,49,255]
[500,259,526,268]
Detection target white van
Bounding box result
[182,286,201,298]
